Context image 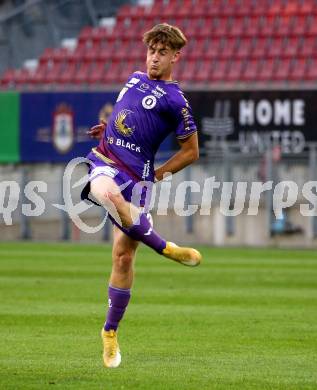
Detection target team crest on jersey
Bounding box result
[115,109,135,136]
[142,95,157,110]
[52,104,74,154]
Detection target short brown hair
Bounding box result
[143,23,187,51]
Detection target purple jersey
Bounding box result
[97,71,197,182]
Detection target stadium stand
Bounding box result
[0,0,317,88]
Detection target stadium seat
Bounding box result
[227,59,244,81]
[260,16,278,37]
[193,60,212,83]
[289,58,307,80]
[212,17,229,38]
[291,15,308,36]
[219,38,237,59]
[298,37,316,58]
[0,69,15,87]
[198,17,213,39]
[57,62,77,84]
[276,16,292,37]
[112,41,130,61]
[306,59,317,80]
[201,38,219,61]
[227,17,245,37]
[283,37,299,58]
[45,62,64,84]
[257,59,276,81]
[272,59,292,81]
[307,16,317,36]
[210,60,228,81]
[29,64,47,85]
[250,37,269,59]
[186,38,206,61]
[243,16,260,37]
[240,60,259,81]
[73,62,91,84]
[235,38,253,59]
[102,62,122,84]
[299,2,314,16]
[267,38,284,58]
[180,60,198,82]
[83,42,100,62]
[86,62,106,84]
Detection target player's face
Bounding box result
[146,42,180,80]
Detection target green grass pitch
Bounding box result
[0,242,316,390]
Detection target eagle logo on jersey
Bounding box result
[115,109,134,136]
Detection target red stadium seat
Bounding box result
[257,59,276,81]
[291,16,308,36]
[267,38,284,58]
[198,17,213,39]
[235,38,253,59]
[219,38,237,59]
[289,59,307,80]
[250,37,269,59]
[193,60,212,83]
[57,62,77,84]
[251,2,269,17]
[260,16,278,37]
[272,59,292,81]
[306,59,317,80]
[298,37,316,58]
[180,60,198,81]
[243,16,261,37]
[267,3,284,17]
[205,38,221,61]
[86,62,106,84]
[186,38,206,61]
[283,37,299,58]
[307,16,317,36]
[212,17,229,38]
[29,64,48,85]
[83,41,101,62]
[210,60,228,81]
[78,26,94,44]
[191,1,208,18]
[284,2,299,16]
[72,43,87,63]
[227,59,244,81]
[112,41,130,61]
[276,16,292,37]
[102,62,122,84]
[240,60,260,81]
[44,62,64,84]
[227,17,245,38]
[299,2,314,16]
[161,2,178,18]
[0,69,15,87]
[73,62,91,84]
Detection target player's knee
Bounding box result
[113,252,134,274]
[106,191,125,209]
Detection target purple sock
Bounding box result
[110,213,166,254]
[126,213,166,254]
[104,285,131,331]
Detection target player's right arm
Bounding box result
[87,119,107,140]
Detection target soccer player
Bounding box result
[85,23,202,368]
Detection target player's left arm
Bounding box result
[154,132,199,181]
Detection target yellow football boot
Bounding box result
[162,242,202,267]
[101,329,121,368]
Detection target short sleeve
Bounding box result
[172,91,197,139]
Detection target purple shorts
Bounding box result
[83,151,152,209]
